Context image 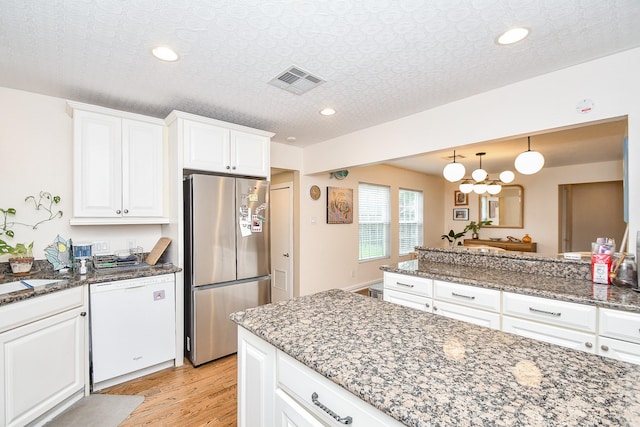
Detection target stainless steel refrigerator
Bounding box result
[184,174,271,366]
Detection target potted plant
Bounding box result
[464,220,492,239]
[0,240,34,274]
[441,229,466,247]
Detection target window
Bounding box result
[358,183,390,261]
[399,189,423,256]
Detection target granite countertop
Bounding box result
[0,260,181,306]
[231,289,640,426]
[382,259,640,313]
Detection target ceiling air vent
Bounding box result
[269,66,325,95]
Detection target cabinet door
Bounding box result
[502,316,596,354]
[597,336,640,365]
[122,119,164,217]
[275,389,324,427]
[73,110,122,217]
[0,307,86,427]
[384,289,432,313]
[230,130,270,177]
[237,327,276,427]
[183,120,230,173]
[599,308,640,345]
[433,301,501,330]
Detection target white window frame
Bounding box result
[358,183,390,261]
[399,188,423,256]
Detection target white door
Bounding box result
[271,183,293,302]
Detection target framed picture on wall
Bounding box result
[327,186,353,224]
[453,208,469,221]
[454,190,468,206]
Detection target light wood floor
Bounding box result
[101,355,237,426]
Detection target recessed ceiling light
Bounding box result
[320,107,336,116]
[497,27,530,45]
[152,46,179,62]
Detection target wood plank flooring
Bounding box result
[100,355,237,426]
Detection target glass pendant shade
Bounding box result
[459,180,474,194]
[487,181,502,195]
[499,170,515,183]
[443,162,465,182]
[515,137,545,175]
[473,182,487,194]
[472,168,487,182]
[515,150,545,174]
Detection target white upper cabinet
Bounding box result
[69,102,167,224]
[170,111,272,178]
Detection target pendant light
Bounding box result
[459,179,474,194]
[514,136,545,175]
[442,150,466,182]
[473,181,488,194]
[486,180,502,195]
[499,170,515,184]
[472,152,487,182]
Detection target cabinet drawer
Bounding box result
[599,308,640,344]
[502,316,596,354]
[383,272,432,298]
[277,352,403,427]
[597,336,640,365]
[383,289,432,313]
[434,280,500,312]
[502,292,596,333]
[432,301,501,330]
[0,287,85,334]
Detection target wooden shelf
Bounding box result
[463,239,537,253]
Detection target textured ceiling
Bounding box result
[1,1,640,148]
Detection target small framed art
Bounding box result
[327,186,353,224]
[454,190,468,206]
[453,208,469,221]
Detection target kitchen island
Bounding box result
[232,289,640,426]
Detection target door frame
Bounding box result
[270,182,294,300]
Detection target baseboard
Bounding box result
[343,279,382,293]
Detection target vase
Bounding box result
[472,232,479,239]
[522,234,532,243]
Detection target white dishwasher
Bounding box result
[90,273,176,391]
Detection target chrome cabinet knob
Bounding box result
[80,312,87,317]
[601,345,609,352]
[123,209,129,214]
[116,209,121,214]
[226,165,231,169]
[585,342,593,348]
[425,303,430,309]
[433,306,438,311]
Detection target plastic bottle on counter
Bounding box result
[80,259,87,275]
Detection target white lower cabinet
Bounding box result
[597,308,640,364]
[502,316,597,354]
[0,287,89,427]
[237,326,276,427]
[384,289,432,313]
[433,300,500,329]
[433,281,501,330]
[238,327,403,427]
[502,292,597,354]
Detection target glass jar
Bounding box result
[611,253,637,288]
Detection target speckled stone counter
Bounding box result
[231,289,640,426]
[380,247,640,314]
[0,259,181,306]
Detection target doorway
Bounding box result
[559,181,625,252]
[270,182,294,302]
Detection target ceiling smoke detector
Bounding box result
[269,66,325,95]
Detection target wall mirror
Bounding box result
[479,185,523,228]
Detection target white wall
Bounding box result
[0,87,163,261]
[291,48,640,296]
[442,160,623,256]
[296,164,442,295]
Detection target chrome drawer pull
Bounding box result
[529,307,561,317]
[311,392,353,424]
[397,282,414,288]
[452,292,475,300]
